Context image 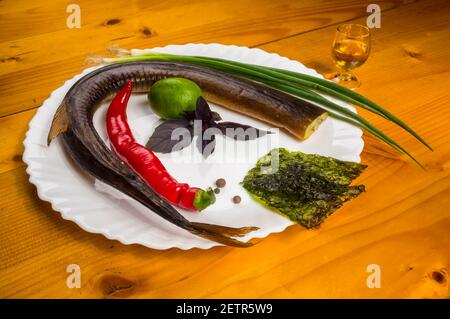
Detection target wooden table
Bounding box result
[0,0,448,298]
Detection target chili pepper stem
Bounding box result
[193,188,216,211]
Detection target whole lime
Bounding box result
[148,78,203,119]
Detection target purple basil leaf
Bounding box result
[216,122,272,141]
[211,111,222,122]
[146,119,193,153]
[183,110,196,120]
[196,130,216,158]
[195,96,214,123]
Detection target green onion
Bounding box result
[136,52,431,151]
[247,77,424,167]
[94,50,429,166]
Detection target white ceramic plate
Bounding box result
[23,44,363,250]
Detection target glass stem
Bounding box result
[338,70,352,81]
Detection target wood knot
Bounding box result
[402,46,423,59]
[99,274,135,298]
[104,18,121,26]
[1,56,21,63]
[430,270,446,284]
[140,27,155,38]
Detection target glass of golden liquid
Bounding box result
[330,24,370,89]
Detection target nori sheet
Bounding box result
[242,148,367,228]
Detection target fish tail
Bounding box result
[47,102,69,145]
[190,222,260,248]
[61,128,259,248]
[191,222,258,238]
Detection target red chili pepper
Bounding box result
[106,80,215,211]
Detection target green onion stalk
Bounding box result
[90,48,430,167]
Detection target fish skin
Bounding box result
[60,127,257,247]
[47,61,326,247]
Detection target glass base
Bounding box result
[329,72,361,90]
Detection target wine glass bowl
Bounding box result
[330,24,371,89]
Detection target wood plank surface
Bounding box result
[0,0,401,117]
[0,0,448,298]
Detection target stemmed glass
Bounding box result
[330,24,371,89]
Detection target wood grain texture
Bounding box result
[0,0,402,117]
[0,0,449,298]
